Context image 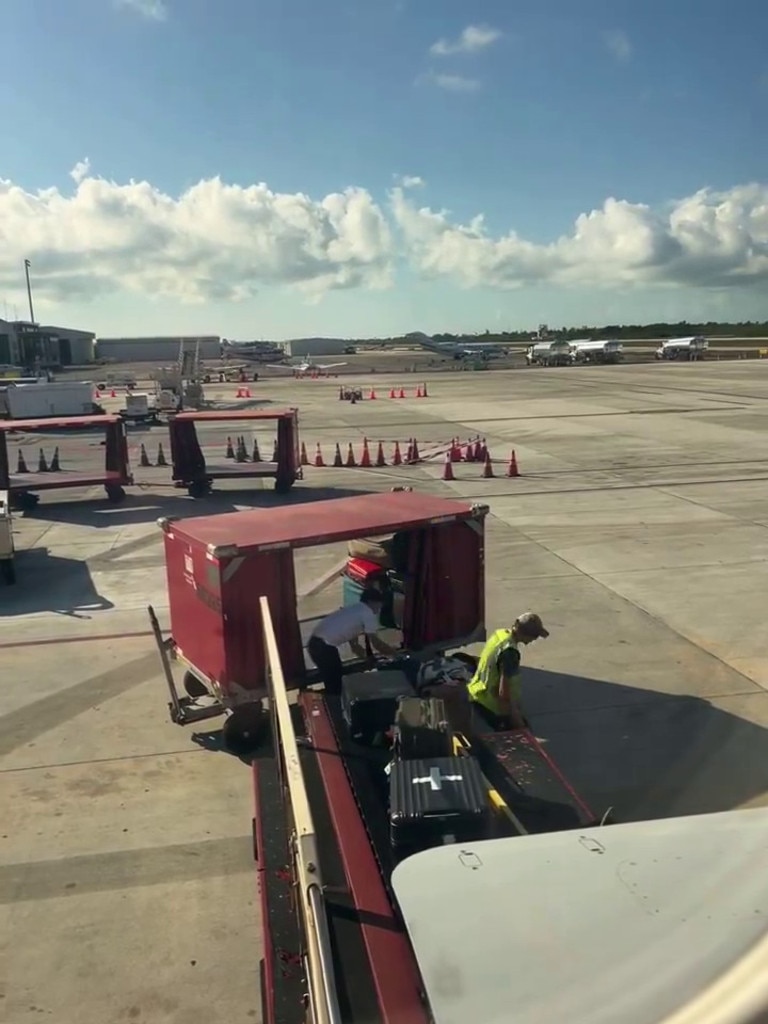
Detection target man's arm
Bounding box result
[497,647,526,729]
[368,633,400,658]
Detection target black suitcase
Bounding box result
[393,696,454,760]
[389,757,490,859]
[341,670,414,744]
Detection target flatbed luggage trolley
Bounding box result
[0,414,133,511]
[167,407,302,498]
[148,490,489,750]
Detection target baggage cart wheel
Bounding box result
[183,671,209,698]
[222,703,269,755]
[274,476,294,494]
[106,485,126,503]
[12,491,39,512]
[187,479,211,498]
[1,559,15,585]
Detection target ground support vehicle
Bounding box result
[655,336,708,361]
[525,340,573,366]
[0,489,15,583]
[0,414,133,511]
[149,491,604,1022]
[167,408,301,497]
[118,391,162,424]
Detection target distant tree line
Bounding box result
[355,321,768,347]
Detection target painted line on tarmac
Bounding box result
[0,629,155,650]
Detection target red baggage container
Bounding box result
[346,557,387,586]
[159,491,488,702]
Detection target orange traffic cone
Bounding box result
[314,443,325,467]
[442,451,455,481]
[483,452,494,478]
[473,438,483,461]
[507,450,520,477]
[225,436,235,458]
[360,438,372,468]
[369,388,377,400]
[300,441,309,466]
[375,441,386,467]
[333,443,344,467]
[464,440,475,463]
[389,388,396,399]
[398,387,405,399]
[94,388,101,398]
[345,443,356,467]
[450,438,461,462]
[110,389,117,398]
[416,384,423,398]
[421,382,428,398]
[406,439,414,462]
[271,439,278,462]
[411,439,420,462]
[392,441,402,466]
[252,438,262,462]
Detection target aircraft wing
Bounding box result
[317,361,347,369]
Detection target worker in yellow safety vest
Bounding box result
[467,612,550,731]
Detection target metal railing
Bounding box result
[259,596,342,1024]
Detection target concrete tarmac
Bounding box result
[2,359,768,1020]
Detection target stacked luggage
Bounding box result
[389,696,491,860]
[340,672,492,863]
[343,535,409,629]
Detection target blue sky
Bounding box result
[0,0,767,339]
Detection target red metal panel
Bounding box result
[0,414,120,431]
[173,409,296,422]
[163,531,227,685]
[301,693,430,1024]
[219,547,303,693]
[168,491,478,554]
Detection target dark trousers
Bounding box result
[307,637,344,696]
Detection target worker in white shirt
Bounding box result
[307,588,401,695]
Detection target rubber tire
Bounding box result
[106,485,126,503]
[187,480,211,498]
[183,671,209,699]
[13,492,39,512]
[222,703,269,756]
[1,559,15,585]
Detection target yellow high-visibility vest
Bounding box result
[467,628,519,715]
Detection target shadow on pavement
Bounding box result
[0,548,114,618]
[524,666,768,824]
[14,485,375,528]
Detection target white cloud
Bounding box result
[70,158,91,185]
[430,24,502,57]
[2,168,767,307]
[603,29,631,62]
[390,184,768,290]
[424,72,481,93]
[394,174,425,189]
[115,0,169,22]
[0,173,394,304]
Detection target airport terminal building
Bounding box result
[279,337,350,357]
[0,318,96,368]
[95,336,221,362]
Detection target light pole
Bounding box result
[23,259,36,325]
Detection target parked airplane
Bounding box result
[405,331,504,360]
[267,359,348,374]
[220,339,284,363]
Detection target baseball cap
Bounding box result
[515,612,550,639]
